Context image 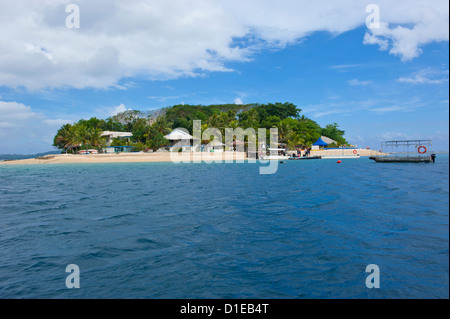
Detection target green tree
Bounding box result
[287,131,305,149]
[89,127,105,148]
[321,123,348,146]
[152,116,172,135]
[254,102,301,121]
[277,118,298,143]
[238,108,260,129]
[73,124,105,151]
[52,103,349,153]
[53,124,77,153]
[296,118,322,147]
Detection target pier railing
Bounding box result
[381,140,433,157]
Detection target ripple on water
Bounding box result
[0,157,448,298]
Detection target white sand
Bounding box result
[0,152,248,165]
[1,149,383,165]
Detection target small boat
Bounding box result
[370,140,436,163]
[77,149,99,155]
[260,155,291,160]
[289,156,322,160]
[370,155,435,163]
[259,148,290,160]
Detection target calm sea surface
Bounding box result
[0,156,448,299]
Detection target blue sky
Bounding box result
[0,0,448,153]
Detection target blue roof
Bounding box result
[313,137,329,146]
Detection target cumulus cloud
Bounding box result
[363,1,449,61]
[95,103,132,118]
[234,98,244,105]
[0,101,39,126]
[0,0,448,90]
[109,104,130,116]
[0,100,68,153]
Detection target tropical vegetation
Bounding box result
[53,102,348,153]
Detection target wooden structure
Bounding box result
[370,140,436,163]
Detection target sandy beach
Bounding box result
[0,152,248,165]
[0,149,383,165]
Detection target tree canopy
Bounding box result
[53,102,348,152]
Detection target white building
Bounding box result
[163,128,195,152]
[101,131,133,146]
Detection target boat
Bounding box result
[259,148,290,160]
[369,155,435,163]
[77,149,99,154]
[260,154,291,160]
[289,156,322,160]
[369,139,436,163]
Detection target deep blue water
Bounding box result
[0,156,448,299]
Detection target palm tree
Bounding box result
[74,124,91,152]
[152,116,172,135]
[239,108,260,130]
[287,131,305,150]
[89,127,105,149]
[298,115,309,122]
[277,120,291,143]
[53,124,77,153]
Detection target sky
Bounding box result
[0,0,448,154]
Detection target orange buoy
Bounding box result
[337,160,342,163]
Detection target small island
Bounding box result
[1,102,382,165]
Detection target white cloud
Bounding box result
[330,64,365,71]
[44,118,73,126]
[363,1,449,61]
[95,103,132,118]
[380,132,410,140]
[110,104,130,116]
[0,100,67,154]
[0,101,39,125]
[0,0,448,90]
[369,105,413,113]
[368,97,425,113]
[397,68,449,84]
[303,96,426,118]
[348,79,373,86]
[234,98,244,105]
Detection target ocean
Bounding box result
[0,156,448,299]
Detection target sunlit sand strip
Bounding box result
[0,152,249,165]
[0,149,384,165]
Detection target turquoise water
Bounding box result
[0,156,448,298]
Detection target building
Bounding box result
[104,146,134,154]
[101,131,133,146]
[163,128,196,152]
[204,140,225,152]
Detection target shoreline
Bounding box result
[0,152,248,165]
[0,149,384,165]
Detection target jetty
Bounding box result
[369,140,436,163]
